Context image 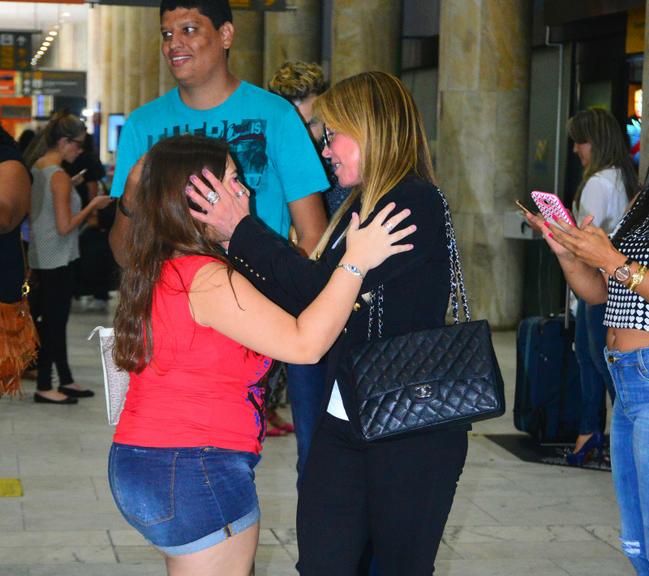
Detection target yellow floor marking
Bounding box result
[0,478,22,497]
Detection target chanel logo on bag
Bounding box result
[414,384,433,399]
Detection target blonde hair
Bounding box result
[268,61,327,103]
[312,71,436,258]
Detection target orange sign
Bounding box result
[230,0,287,9]
[0,69,15,97]
[626,6,645,54]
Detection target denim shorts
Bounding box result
[108,443,260,556]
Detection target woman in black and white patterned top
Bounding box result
[528,191,649,575]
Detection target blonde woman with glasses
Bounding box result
[187,71,468,576]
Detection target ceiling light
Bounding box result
[37,50,44,55]
[45,36,53,42]
[41,46,48,51]
[42,42,50,47]
[50,31,58,36]
[62,12,70,18]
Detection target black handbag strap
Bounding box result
[367,187,471,340]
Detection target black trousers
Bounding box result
[31,265,74,391]
[296,414,468,576]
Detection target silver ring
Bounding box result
[235,190,245,199]
[206,190,219,205]
[384,221,394,232]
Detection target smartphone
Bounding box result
[530,191,575,226]
[514,199,535,215]
[74,168,88,178]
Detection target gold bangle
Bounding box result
[629,265,648,293]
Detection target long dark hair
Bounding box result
[567,108,638,209]
[23,111,85,168]
[113,135,232,373]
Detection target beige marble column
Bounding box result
[99,6,113,163]
[57,21,82,70]
[110,7,126,114]
[331,0,401,83]
[123,7,141,115]
[263,0,321,86]
[139,7,161,105]
[230,11,264,86]
[437,0,532,328]
[86,5,102,114]
[641,1,649,179]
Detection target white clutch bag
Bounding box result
[88,326,130,425]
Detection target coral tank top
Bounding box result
[114,255,271,454]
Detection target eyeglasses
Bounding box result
[322,124,335,149]
[69,137,85,148]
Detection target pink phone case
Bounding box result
[530,191,575,226]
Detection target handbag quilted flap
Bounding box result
[350,320,499,399]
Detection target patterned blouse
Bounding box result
[605,196,649,331]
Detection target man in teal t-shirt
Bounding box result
[110,0,328,255]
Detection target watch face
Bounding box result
[615,265,631,283]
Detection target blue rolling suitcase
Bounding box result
[514,314,581,442]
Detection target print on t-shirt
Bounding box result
[145,119,268,188]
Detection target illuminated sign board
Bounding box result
[87,0,289,8]
[0,32,32,71]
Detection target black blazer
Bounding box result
[229,175,456,439]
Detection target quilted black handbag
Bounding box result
[348,189,506,441]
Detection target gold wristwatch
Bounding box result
[614,257,633,284]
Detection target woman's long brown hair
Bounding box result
[113,135,231,373]
[567,108,638,209]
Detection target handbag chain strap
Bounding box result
[437,188,471,324]
[366,188,471,340]
[19,233,30,298]
[367,284,384,340]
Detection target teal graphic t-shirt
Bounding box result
[111,81,329,238]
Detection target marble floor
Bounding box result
[0,304,633,576]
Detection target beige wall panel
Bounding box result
[230,11,264,86]
[139,7,161,106]
[438,0,532,327]
[331,0,401,83]
[87,6,102,113]
[438,0,480,92]
[263,0,321,86]
[123,7,141,116]
[110,7,126,115]
[99,6,113,163]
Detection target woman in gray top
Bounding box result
[24,112,112,404]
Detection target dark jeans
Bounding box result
[286,362,327,482]
[296,414,468,576]
[74,228,116,300]
[31,265,75,391]
[574,299,616,434]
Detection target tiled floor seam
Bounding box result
[106,529,120,563]
[584,525,624,554]
[548,558,574,575]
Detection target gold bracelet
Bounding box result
[629,265,648,293]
